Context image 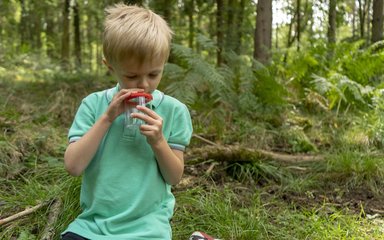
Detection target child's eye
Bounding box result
[149,74,158,78]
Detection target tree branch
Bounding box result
[0,202,46,226]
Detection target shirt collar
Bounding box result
[105,84,164,109]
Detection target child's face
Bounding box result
[112,57,165,93]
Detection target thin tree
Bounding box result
[253,0,272,64]
[371,0,383,43]
[235,0,246,54]
[296,0,302,51]
[73,0,82,68]
[352,0,356,39]
[225,0,236,51]
[216,0,224,66]
[366,0,372,43]
[45,3,55,58]
[187,0,195,49]
[328,0,337,44]
[19,0,28,48]
[357,0,370,38]
[61,0,71,71]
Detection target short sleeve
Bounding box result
[168,104,193,151]
[68,95,97,143]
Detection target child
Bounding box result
[62,3,192,239]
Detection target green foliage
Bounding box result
[282,40,384,115]
[366,90,384,147]
[340,40,384,85]
[310,72,374,111]
[280,125,318,153]
[164,44,287,139]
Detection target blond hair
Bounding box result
[103,3,173,66]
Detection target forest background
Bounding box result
[1,0,384,239]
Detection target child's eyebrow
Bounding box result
[149,70,162,74]
[124,69,162,75]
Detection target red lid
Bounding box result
[125,92,153,103]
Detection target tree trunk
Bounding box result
[34,3,42,51]
[372,0,384,42]
[296,0,301,51]
[225,0,236,51]
[283,8,296,63]
[19,0,28,48]
[73,0,82,68]
[216,0,224,66]
[45,6,55,58]
[61,0,71,71]
[187,0,195,49]
[235,0,246,54]
[352,0,356,39]
[366,0,372,43]
[253,0,272,64]
[328,0,337,44]
[358,0,366,38]
[162,0,173,23]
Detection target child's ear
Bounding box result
[103,59,114,73]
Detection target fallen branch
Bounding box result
[186,145,324,164]
[0,202,46,226]
[205,162,219,175]
[41,199,62,240]
[192,134,219,146]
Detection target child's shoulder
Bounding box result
[82,86,115,103]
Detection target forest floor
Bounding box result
[180,159,384,216]
[1,73,384,239]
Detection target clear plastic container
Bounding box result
[124,92,153,128]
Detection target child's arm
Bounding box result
[133,105,184,185]
[64,114,112,176]
[64,89,142,176]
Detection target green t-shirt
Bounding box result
[62,85,193,239]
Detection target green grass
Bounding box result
[172,185,384,240]
[1,68,384,239]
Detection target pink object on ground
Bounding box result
[189,231,221,240]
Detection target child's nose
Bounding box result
[138,78,149,89]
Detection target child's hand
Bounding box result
[132,105,165,146]
[105,88,144,122]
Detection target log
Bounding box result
[186,145,324,164]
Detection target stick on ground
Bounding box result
[0,202,46,226]
[41,198,62,240]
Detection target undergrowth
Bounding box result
[1,59,384,239]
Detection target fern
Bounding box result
[164,42,287,132]
[310,72,373,111]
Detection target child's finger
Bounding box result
[131,113,157,125]
[136,105,161,120]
